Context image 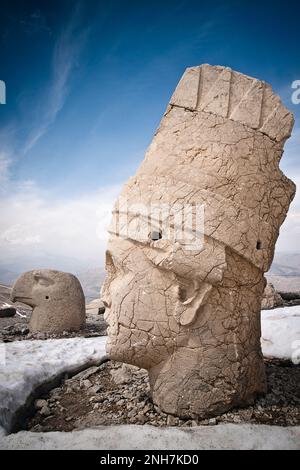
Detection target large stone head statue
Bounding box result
[11,269,85,334]
[102,65,296,419]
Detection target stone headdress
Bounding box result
[111,65,296,272]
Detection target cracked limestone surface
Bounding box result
[101,64,296,419]
[10,270,86,334]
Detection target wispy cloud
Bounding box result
[0,3,89,188]
[23,3,89,154]
[0,152,11,188]
[20,9,51,35]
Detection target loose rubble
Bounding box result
[26,358,300,433]
[0,309,107,342]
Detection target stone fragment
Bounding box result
[40,405,51,417]
[34,399,48,410]
[110,364,142,385]
[88,385,102,395]
[81,379,92,388]
[167,415,179,426]
[102,64,295,419]
[0,307,16,318]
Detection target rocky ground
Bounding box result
[25,358,300,433]
[0,313,107,342]
[0,293,107,342]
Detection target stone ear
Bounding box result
[175,280,212,326]
[34,273,55,287]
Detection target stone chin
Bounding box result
[104,336,115,358]
[106,332,150,369]
[106,341,138,369]
[104,318,132,363]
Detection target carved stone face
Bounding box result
[102,233,268,418]
[102,235,227,370]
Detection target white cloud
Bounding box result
[0,182,121,269]
[0,225,41,245]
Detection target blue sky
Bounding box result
[0,0,299,274]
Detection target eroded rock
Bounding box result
[262,283,284,309]
[0,307,16,318]
[102,64,296,419]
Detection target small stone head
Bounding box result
[11,269,86,334]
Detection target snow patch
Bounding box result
[0,423,299,450]
[261,306,300,361]
[0,337,107,432]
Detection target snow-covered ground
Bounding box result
[261,305,300,362]
[0,423,299,450]
[0,337,107,432]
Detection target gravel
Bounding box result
[0,313,107,342]
[25,357,300,433]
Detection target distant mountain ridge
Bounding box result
[0,251,299,300]
[76,268,105,303]
[268,252,300,277]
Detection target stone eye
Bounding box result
[150,230,162,241]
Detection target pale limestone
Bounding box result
[261,283,284,310]
[11,269,85,333]
[101,64,296,419]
